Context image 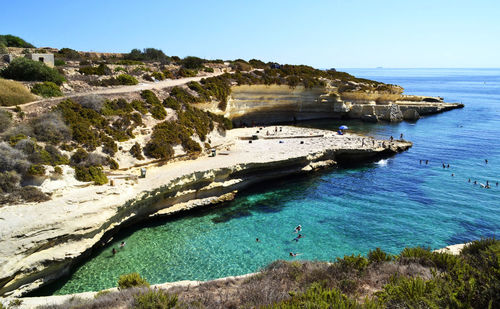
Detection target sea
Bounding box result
[38,68,500,295]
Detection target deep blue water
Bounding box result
[44,69,500,294]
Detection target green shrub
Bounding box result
[203,67,214,73]
[177,67,197,77]
[31,81,63,97]
[114,66,126,72]
[115,59,144,65]
[101,136,117,156]
[117,272,149,290]
[130,143,144,160]
[163,97,180,110]
[140,90,161,106]
[107,157,119,170]
[54,59,66,66]
[170,86,197,104]
[181,56,205,69]
[125,48,169,62]
[268,283,366,308]
[79,63,111,75]
[150,105,166,120]
[131,100,148,114]
[74,165,108,185]
[58,48,81,60]
[151,71,165,80]
[368,248,393,263]
[336,254,369,272]
[116,74,138,85]
[53,166,63,175]
[1,58,65,85]
[0,34,34,48]
[0,78,36,106]
[133,289,178,309]
[28,164,46,176]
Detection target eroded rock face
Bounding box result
[403,109,420,121]
[218,85,462,125]
[378,104,404,122]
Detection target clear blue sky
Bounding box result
[2,0,499,68]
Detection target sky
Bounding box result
[2,0,499,68]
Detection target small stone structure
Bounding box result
[25,53,54,67]
[1,53,54,67]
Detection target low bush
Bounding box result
[151,71,165,80]
[133,289,178,309]
[336,254,369,272]
[30,112,71,144]
[131,100,148,114]
[0,34,34,48]
[0,110,12,133]
[203,67,214,73]
[78,63,111,76]
[31,81,63,97]
[368,247,393,263]
[57,48,81,60]
[54,59,65,66]
[177,67,197,77]
[115,59,145,65]
[116,74,138,85]
[76,94,105,111]
[129,143,144,160]
[0,171,21,193]
[117,273,150,290]
[163,97,180,110]
[74,165,108,185]
[1,58,65,85]
[28,164,46,176]
[0,78,36,106]
[181,56,205,69]
[0,142,30,174]
[170,86,197,104]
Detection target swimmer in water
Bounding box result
[256,238,260,242]
[120,241,126,248]
[112,248,117,255]
[293,234,304,242]
[289,252,302,257]
[294,225,302,233]
[468,178,471,183]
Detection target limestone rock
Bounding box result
[361,114,378,123]
[379,104,403,122]
[403,109,420,121]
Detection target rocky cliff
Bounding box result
[214,85,463,125]
[0,127,411,297]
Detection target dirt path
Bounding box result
[0,71,225,110]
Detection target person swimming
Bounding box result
[289,252,302,257]
[120,241,126,248]
[294,225,302,233]
[293,234,304,242]
[112,248,117,255]
[256,238,260,242]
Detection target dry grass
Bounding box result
[0,78,36,106]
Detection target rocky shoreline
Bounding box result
[0,126,411,297]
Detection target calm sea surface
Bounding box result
[42,68,500,295]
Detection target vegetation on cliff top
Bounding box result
[0,78,36,106]
[39,238,500,309]
[0,34,35,48]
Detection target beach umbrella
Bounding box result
[339,125,349,130]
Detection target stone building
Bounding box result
[25,53,54,67]
[1,53,54,67]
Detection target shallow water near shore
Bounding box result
[39,68,500,295]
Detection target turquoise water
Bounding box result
[43,69,500,295]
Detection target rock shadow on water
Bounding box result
[211,208,253,224]
[448,218,499,244]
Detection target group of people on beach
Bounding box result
[419,159,497,189]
